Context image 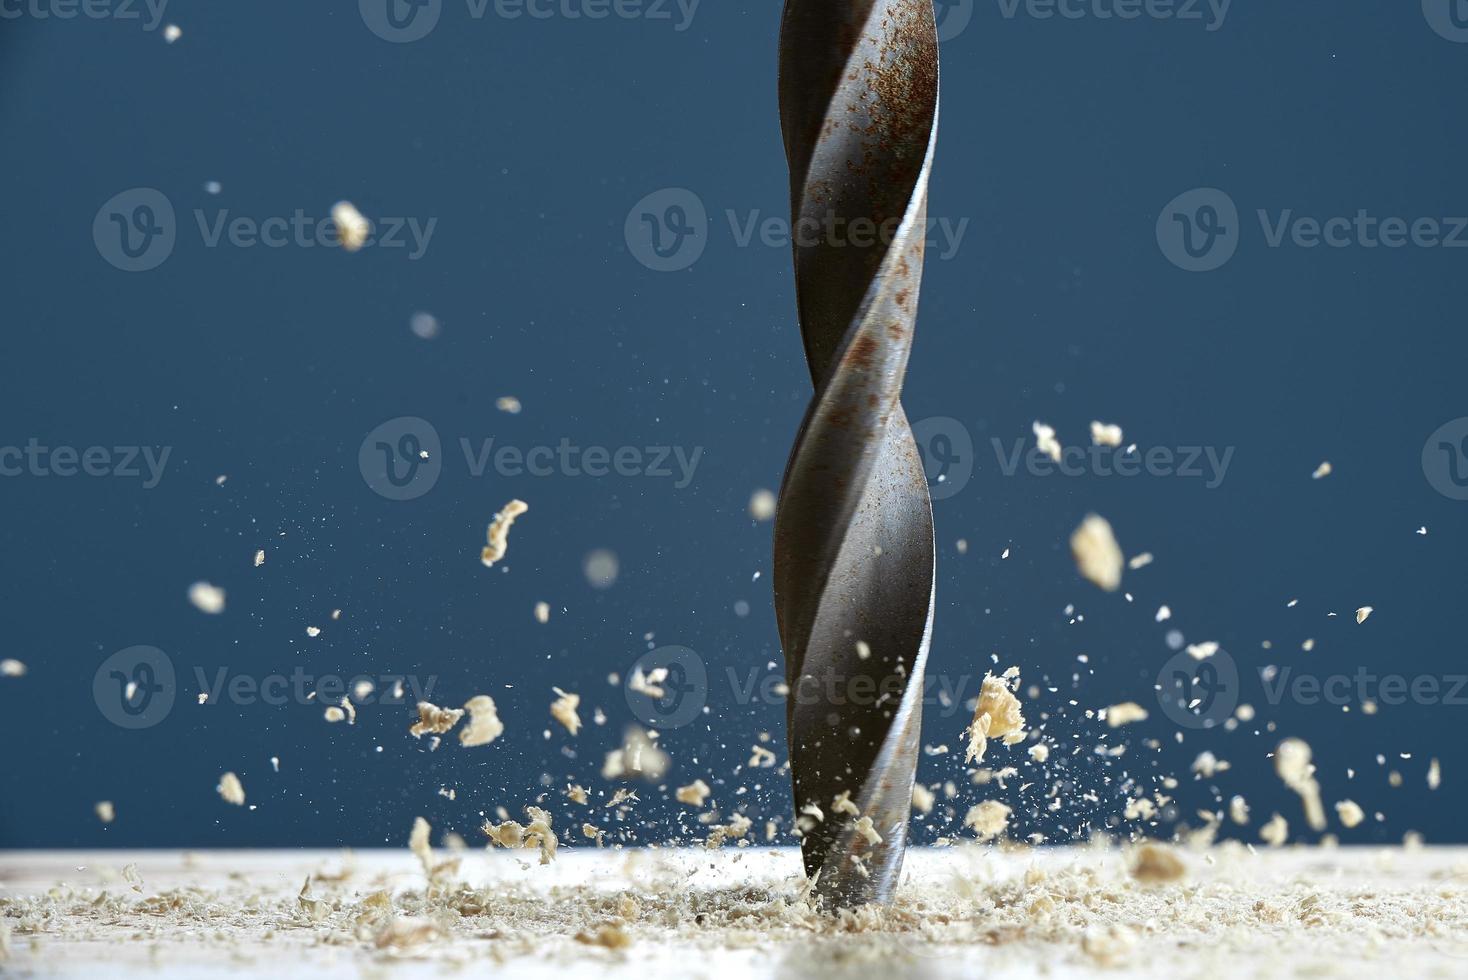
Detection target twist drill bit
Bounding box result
[774,0,939,908]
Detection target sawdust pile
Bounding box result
[5,845,1467,975]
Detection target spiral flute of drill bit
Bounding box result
[774,0,938,908]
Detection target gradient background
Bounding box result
[1,0,1465,848]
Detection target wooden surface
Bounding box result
[3,845,1467,977]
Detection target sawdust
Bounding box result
[481,499,529,567]
[216,772,245,806]
[1070,514,1123,591]
[964,668,1026,764]
[459,695,505,747]
[7,846,1467,976]
[409,702,464,739]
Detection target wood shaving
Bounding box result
[1275,738,1327,831]
[628,667,668,699]
[95,801,114,824]
[1312,461,1333,479]
[965,669,1026,763]
[1130,843,1186,883]
[831,791,860,817]
[496,396,522,414]
[748,488,777,521]
[0,659,26,677]
[217,772,245,806]
[331,201,370,252]
[550,688,581,735]
[534,601,551,624]
[1356,606,1374,625]
[1335,800,1366,829]
[483,807,557,864]
[911,783,935,814]
[253,549,265,567]
[576,923,632,949]
[481,499,529,567]
[409,817,459,887]
[963,800,1011,841]
[854,816,882,845]
[1090,420,1124,447]
[1104,702,1148,727]
[1428,758,1441,790]
[374,916,442,950]
[748,745,778,768]
[1082,923,1138,967]
[1260,812,1289,846]
[459,695,505,747]
[1186,641,1220,660]
[1070,514,1123,591]
[1033,421,1062,462]
[188,581,226,614]
[676,780,711,807]
[409,702,464,739]
[1128,552,1154,570]
[602,727,669,781]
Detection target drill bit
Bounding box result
[773,0,939,908]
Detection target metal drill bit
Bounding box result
[773,0,939,908]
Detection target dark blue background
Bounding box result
[1,1,1464,847]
